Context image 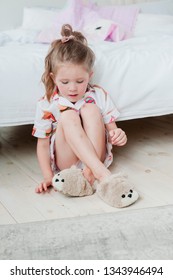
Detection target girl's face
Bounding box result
[51,62,93,103]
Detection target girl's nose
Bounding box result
[69,82,77,91]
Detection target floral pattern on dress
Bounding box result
[85,96,96,104]
[42,111,56,122]
[32,84,120,171]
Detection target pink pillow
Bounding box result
[36,1,139,44]
[83,19,125,42]
[54,0,98,30]
[92,5,139,39]
[36,0,100,43]
[36,26,59,44]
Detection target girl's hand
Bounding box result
[35,178,53,193]
[109,128,127,146]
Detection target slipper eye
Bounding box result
[122,194,126,198]
[55,178,59,182]
[130,189,133,193]
[61,179,65,182]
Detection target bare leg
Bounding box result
[55,110,110,181]
[80,103,106,161]
[80,103,107,182]
[54,118,79,170]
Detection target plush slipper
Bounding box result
[97,173,139,208]
[52,165,95,197]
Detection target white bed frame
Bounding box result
[0,0,163,31]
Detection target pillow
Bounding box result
[22,7,61,30]
[91,5,139,39]
[53,0,98,30]
[36,0,100,43]
[36,26,59,44]
[36,0,139,43]
[83,19,125,42]
[134,13,173,37]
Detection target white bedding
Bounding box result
[0,42,49,126]
[1,14,173,126]
[92,34,173,120]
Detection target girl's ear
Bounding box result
[89,71,94,79]
[50,72,55,82]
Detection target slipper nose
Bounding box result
[128,193,132,198]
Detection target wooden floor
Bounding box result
[0,114,173,225]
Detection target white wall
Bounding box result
[0,0,64,30]
[0,0,162,31]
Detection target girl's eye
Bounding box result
[61,81,68,84]
[77,80,84,84]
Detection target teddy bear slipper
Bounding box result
[97,173,139,208]
[52,165,139,208]
[52,165,95,197]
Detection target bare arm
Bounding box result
[105,122,127,146]
[36,138,54,193]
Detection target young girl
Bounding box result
[32,24,127,193]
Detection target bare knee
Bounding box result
[80,103,102,122]
[60,110,81,128]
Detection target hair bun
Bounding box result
[61,24,73,37]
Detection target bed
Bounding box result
[0,0,173,127]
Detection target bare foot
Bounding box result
[93,165,111,182]
[82,166,95,185]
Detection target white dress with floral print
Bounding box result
[32,85,120,173]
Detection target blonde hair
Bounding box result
[42,24,95,101]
